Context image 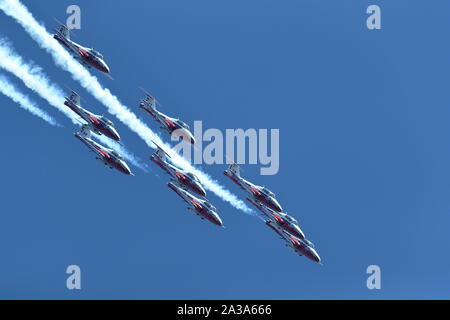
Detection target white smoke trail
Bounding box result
[0,74,59,126]
[0,38,79,124]
[0,41,147,172]
[0,0,253,213]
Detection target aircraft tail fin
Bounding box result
[61,24,70,40]
[78,124,92,138]
[68,91,80,105]
[228,163,241,177]
[151,140,170,160]
[54,18,70,40]
[139,88,157,109]
[304,238,315,248]
[156,148,167,161]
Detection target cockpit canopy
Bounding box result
[261,187,275,198]
[284,214,298,225]
[90,49,104,60]
[174,119,189,130]
[101,116,114,126]
[110,150,123,160]
[186,172,200,182]
[203,201,217,212]
[144,96,156,106]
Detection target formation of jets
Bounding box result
[61,90,133,175]
[51,20,320,263]
[53,22,135,175]
[224,164,321,264]
[54,21,220,226]
[149,141,223,226]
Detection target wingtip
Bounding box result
[139,87,151,96]
[53,17,64,26]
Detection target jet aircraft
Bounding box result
[53,21,111,75]
[168,182,223,227]
[139,89,195,144]
[151,141,206,197]
[224,164,282,212]
[247,197,308,242]
[74,125,133,175]
[65,91,120,141]
[266,221,321,264]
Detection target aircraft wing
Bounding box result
[246,197,270,217]
[138,88,157,109]
[168,182,191,204]
[68,91,81,106]
[266,220,286,239]
[89,141,111,160]
[168,182,203,211]
[54,32,79,56]
[75,132,110,160]
[151,140,170,161]
[140,88,156,102]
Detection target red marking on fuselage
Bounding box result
[175,171,185,180]
[87,115,100,125]
[250,187,261,196]
[165,118,176,128]
[271,214,284,223]
[78,48,89,57]
[290,237,301,247]
[191,200,202,210]
[94,146,110,159]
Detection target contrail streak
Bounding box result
[0,74,59,126]
[0,38,79,124]
[0,40,147,172]
[0,0,253,213]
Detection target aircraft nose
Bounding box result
[197,185,207,197]
[309,247,321,264]
[101,61,110,74]
[212,213,223,227]
[272,200,283,212]
[121,161,132,175]
[109,127,120,141]
[294,226,306,240]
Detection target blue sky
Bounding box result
[0,0,449,299]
